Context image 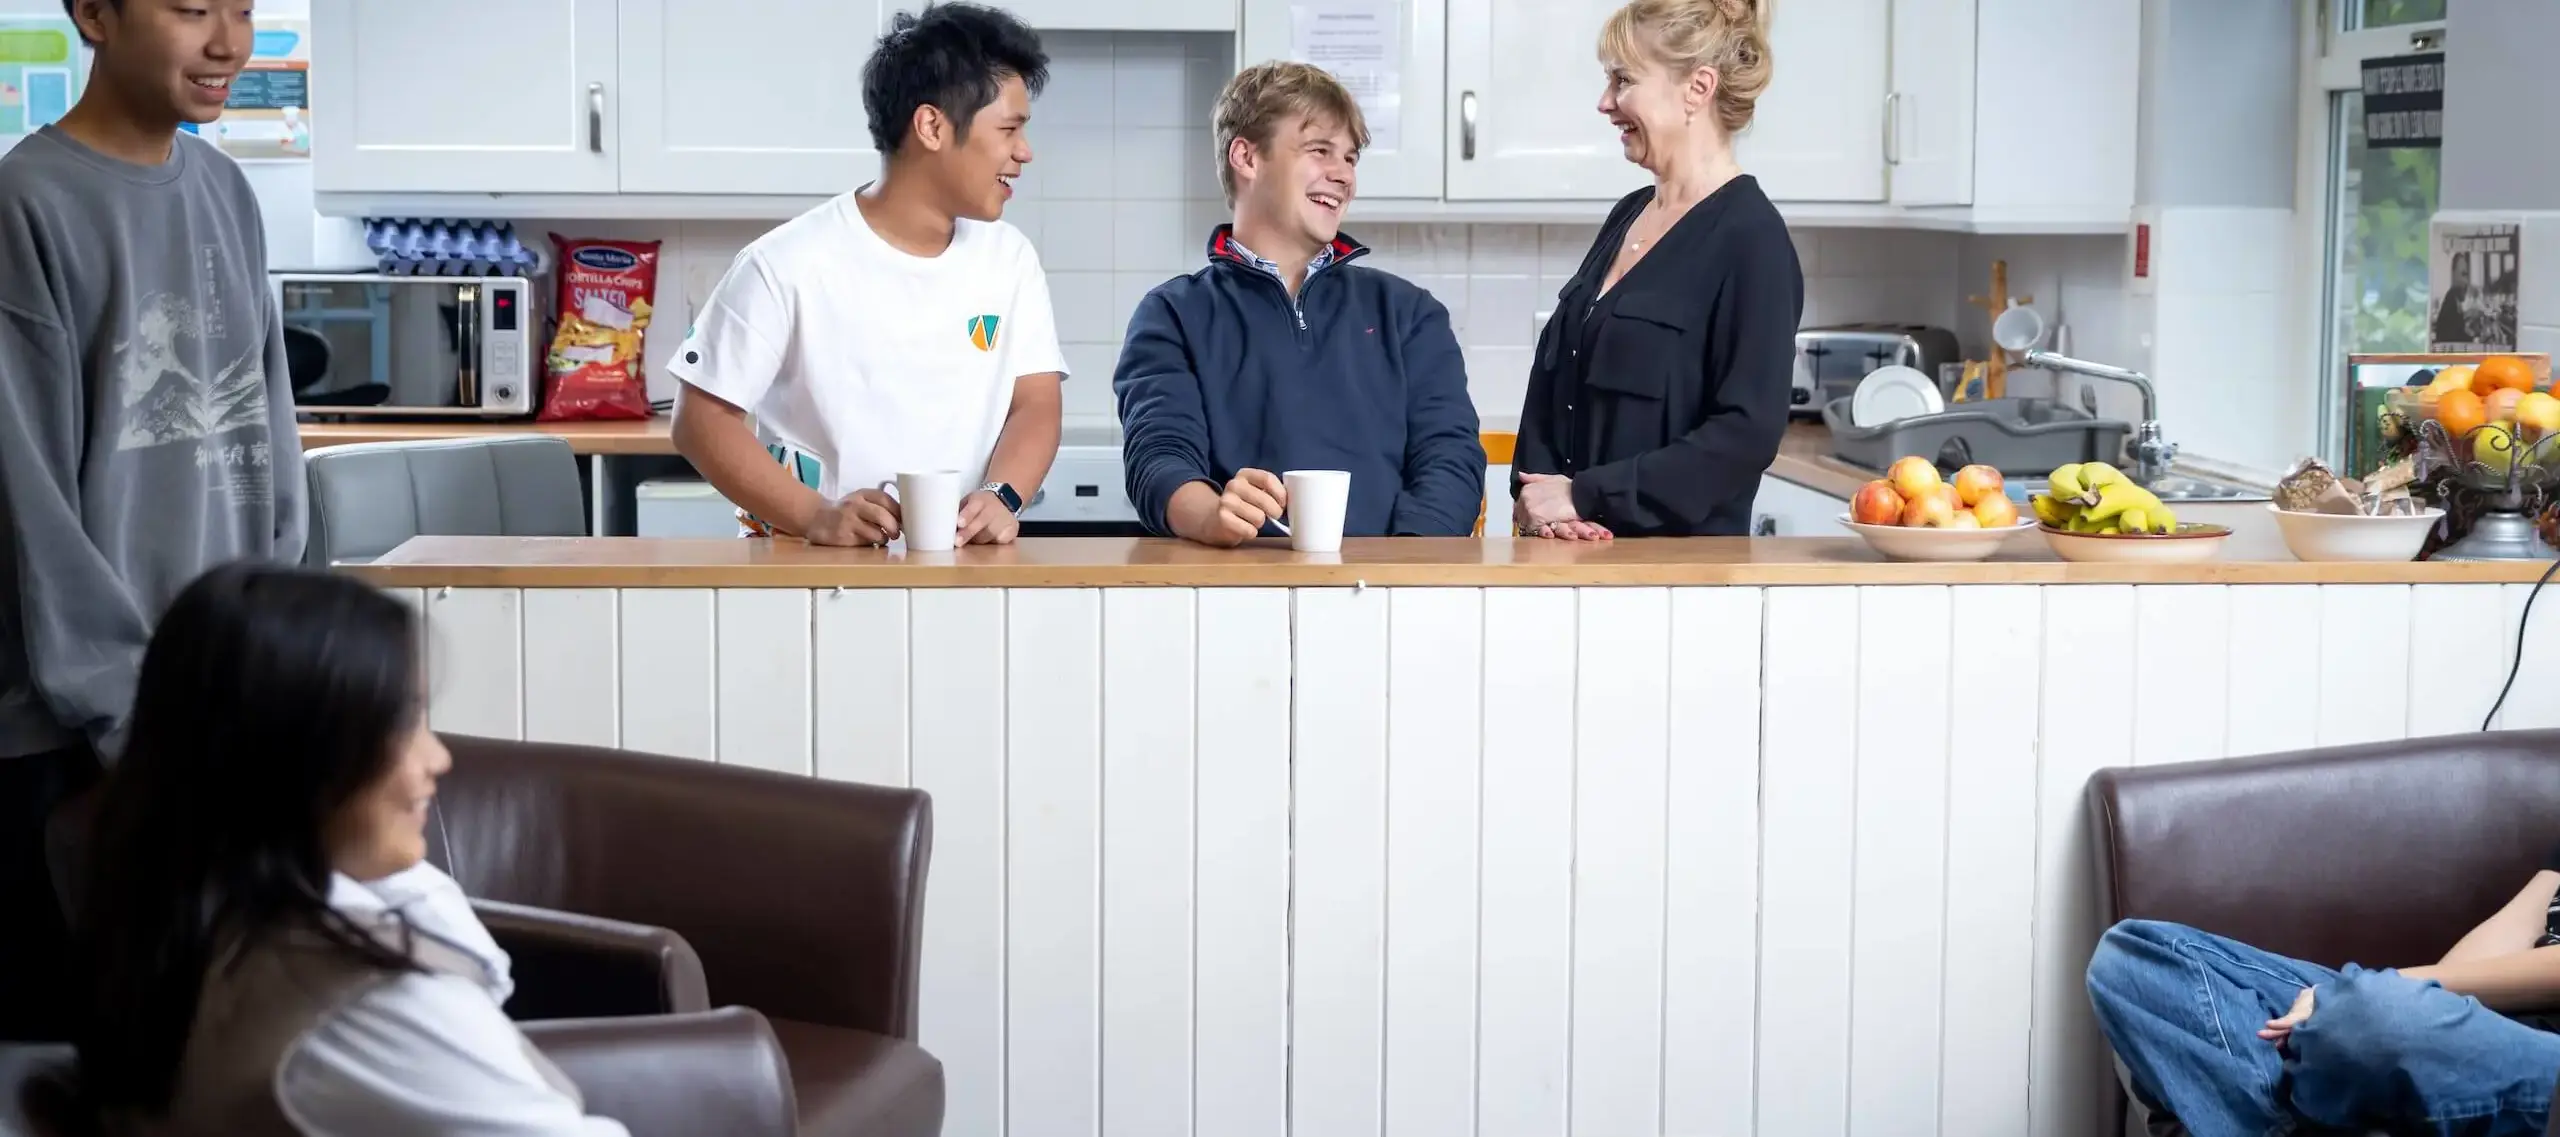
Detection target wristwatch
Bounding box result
[981,481,1023,514]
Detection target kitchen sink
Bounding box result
[2008,474,2268,504]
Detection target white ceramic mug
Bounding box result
[878,470,962,552]
[1281,470,1351,553]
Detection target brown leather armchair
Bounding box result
[427,735,943,1137]
[4,1008,796,1137]
[2087,729,2560,1137]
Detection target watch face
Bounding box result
[985,481,1022,513]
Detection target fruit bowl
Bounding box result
[2038,523,2233,564]
[1838,515,2035,561]
[2266,504,2444,563]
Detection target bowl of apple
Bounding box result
[1838,458,2036,562]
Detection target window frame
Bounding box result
[2297,0,2448,463]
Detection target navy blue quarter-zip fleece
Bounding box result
[1113,227,1485,539]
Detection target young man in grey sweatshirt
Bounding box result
[0,0,306,1040]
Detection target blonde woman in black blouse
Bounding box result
[1511,0,1803,539]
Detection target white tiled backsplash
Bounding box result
[510,31,2131,432]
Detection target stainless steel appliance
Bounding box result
[1022,426,1144,533]
[273,272,539,417]
[1792,323,1961,417]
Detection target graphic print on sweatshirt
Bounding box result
[112,249,275,506]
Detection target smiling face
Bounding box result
[922,73,1034,223]
[1596,52,1708,171]
[323,712,451,883]
[1234,113,1359,251]
[75,0,255,127]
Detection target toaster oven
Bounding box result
[274,272,541,417]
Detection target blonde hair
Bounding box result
[1213,61,1371,205]
[1598,0,1773,135]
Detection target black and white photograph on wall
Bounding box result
[2429,220,2520,353]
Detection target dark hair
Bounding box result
[70,562,426,1114]
[62,0,118,48]
[862,2,1049,155]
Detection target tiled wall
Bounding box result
[512,31,2132,439]
[2521,213,2560,363]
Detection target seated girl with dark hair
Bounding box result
[63,563,627,1135]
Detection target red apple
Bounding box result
[1902,487,1957,527]
[1952,464,2005,507]
[1850,479,1906,526]
[1972,494,2020,529]
[1886,456,1942,502]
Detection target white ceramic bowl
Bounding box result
[1839,515,2035,562]
[2038,523,2233,564]
[2267,504,2444,563]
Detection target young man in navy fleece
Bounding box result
[1112,61,1484,546]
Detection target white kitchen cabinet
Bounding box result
[1736,0,1889,202]
[1239,0,1445,201]
[1002,0,1236,31]
[313,0,620,195]
[1970,0,2138,218]
[1442,0,1643,201]
[617,0,889,195]
[1446,0,1888,203]
[1752,475,1848,537]
[1887,0,1976,206]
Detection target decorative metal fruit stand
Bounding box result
[2379,390,2560,561]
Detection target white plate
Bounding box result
[1838,515,2035,562]
[2038,524,2233,564]
[1850,364,1945,427]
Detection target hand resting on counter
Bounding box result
[1169,469,1291,548]
[1516,473,1613,540]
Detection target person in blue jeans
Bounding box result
[2088,848,2560,1137]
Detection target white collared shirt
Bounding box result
[273,863,630,1136]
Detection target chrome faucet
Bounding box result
[2023,349,2180,486]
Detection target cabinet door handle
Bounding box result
[1460,90,1478,161]
[1883,91,1901,165]
[588,82,606,154]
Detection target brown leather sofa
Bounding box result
[2088,729,2560,1137]
[427,735,943,1137]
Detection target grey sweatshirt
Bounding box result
[0,127,307,759]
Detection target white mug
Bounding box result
[1281,469,1351,553]
[878,470,962,552]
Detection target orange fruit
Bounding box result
[2476,355,2537,394]
[2436,388,2487,439]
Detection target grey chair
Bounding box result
[302,436,590,566]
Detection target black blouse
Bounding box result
[1512,175,1803,537]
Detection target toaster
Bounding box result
[1792,323,1962,417]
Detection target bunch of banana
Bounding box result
[2029,462,2179,535]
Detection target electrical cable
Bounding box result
[2482,553,2560,731]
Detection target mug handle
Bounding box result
[874,479,899,500]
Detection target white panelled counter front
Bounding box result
[351,536,2560,1137]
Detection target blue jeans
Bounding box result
[2086,919,2560,1137]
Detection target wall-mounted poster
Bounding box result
[0,16,87,155]
[2429,220,2521,354]
[208,18,309,159]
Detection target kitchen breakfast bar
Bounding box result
[348,537,2560,1137]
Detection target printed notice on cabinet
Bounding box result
[1290,1,1401,153]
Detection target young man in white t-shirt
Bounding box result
[669,2,1065,546]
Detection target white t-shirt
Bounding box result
[666,191,1068,534]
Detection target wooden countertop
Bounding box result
[298,417,1523,465]
[346,534,2560,589]
[1767,420,1876,499]
[298,416,678,455]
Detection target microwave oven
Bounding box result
[273,272,540,417]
